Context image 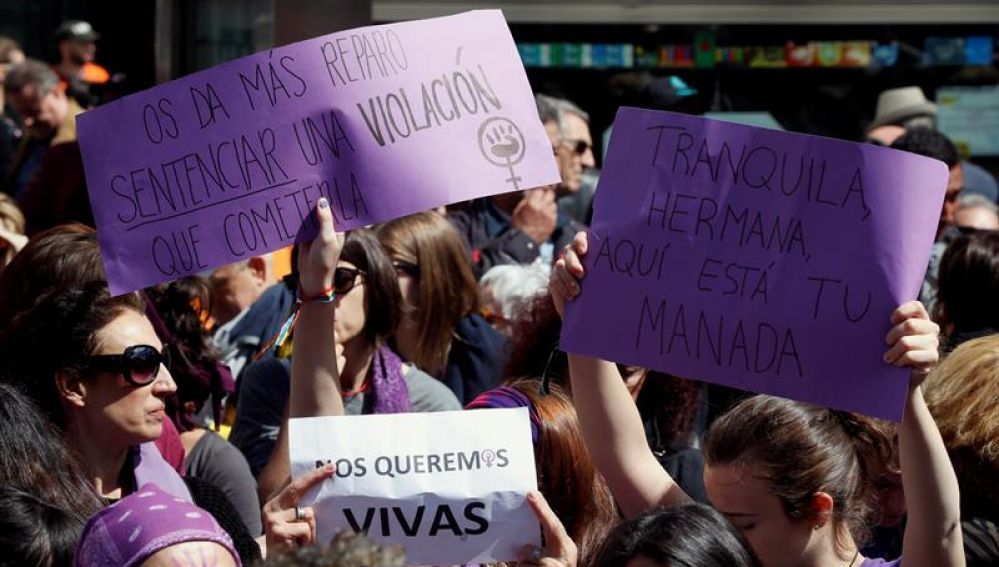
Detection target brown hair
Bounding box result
[935,231,999,337]
[341,228,401,345]
[0,223,104,327]
[924,334,999,519]
[507,379,618,563]
[376,212,478,374]
[704,396,895,551]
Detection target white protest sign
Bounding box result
[289,408,539,565]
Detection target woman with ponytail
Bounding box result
[549,231,964,567]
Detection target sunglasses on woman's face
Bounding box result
[84,344,170,387]
[333,267,366,295]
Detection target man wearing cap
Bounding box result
[867,86,998,204]
[54,20,110,107]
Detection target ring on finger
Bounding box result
[295,506,306,521]
[530,548,543,561]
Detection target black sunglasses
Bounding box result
[84,344,170,387]
[334,267,366,295]
[561,139,592,156]
[392,260,420,278]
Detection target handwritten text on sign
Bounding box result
[77,10,559,295]
[560,108,948,421]
[289,409,539,566]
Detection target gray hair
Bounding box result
[957,193,998,215]
[479,262,551,321]
[536,93,589,140]
[3,58,59,96]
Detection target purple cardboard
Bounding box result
[560,108,948,420]
[77,10,559,295]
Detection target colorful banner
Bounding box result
[77,10,559,295]
[560,108,949,421]
[290,409,539,565]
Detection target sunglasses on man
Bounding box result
[84,344,171,387]
[557,139,592,156]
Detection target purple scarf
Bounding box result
[368,345,411,414]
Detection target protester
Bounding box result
[232,221,461,492]
[924,335,999,566]
[934,231,999,350]
[145,277,261,537]
[376,211,508,403]
[52,20,110,108]
[75,483,240,567]
[536,93,598,224]
[479,262,550,336]
[0,35,26,179]
[591,503,760,567]
[550,231,964,567]
[954,194,999,231]
[2,59,92,233]
[467,380,619,563]
[0,282,260,563]
[0,192,26,274]
[890,127,963,240]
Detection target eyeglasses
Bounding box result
[560,139,592,156]
[84,344,171,387]
[334,267,366,295]
[392,260,420,278]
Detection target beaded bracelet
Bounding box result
[253,286,337,361]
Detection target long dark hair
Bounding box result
[591,503,760,567]
[935,230,999,339]
[341,228,402,345]
[0,486,86,567]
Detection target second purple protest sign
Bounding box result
[560,107,948,420]
[77,10,559,295]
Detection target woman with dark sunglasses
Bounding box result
[376,211,508,404]
[236,205,461,500]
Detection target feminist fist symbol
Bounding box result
[478,117,526,190]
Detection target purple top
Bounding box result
[132,442,192,502]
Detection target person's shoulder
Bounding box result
[404,365,462,411]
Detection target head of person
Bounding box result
[0,35,26,104]
[209,256,270,326]
[0,282,176,453]
[868,86,937,134]
[703,395,895,567]
[0,382,102,520]
[55,20,98,67]
[0,223,103,327]
[591,503,760,567]
[75,483,239,567]
[0,486,86,567]
[375,211,478,374]
[261,530,405,567]
[335,228,402,352]
[3,59,69,140]
[934,231,999,341]
[890,127,963,235]
[0,193,26,270]
[924,335,999,519]
[467,379,617,562]
[536,93,595,197]
[478,263,550,337]
[953,194,999,231]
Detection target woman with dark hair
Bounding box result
[934,230,999,350]
[467,379,619,564]
[591,503,760,567]
[0,283,261,563]
[376,211,507,403]
[236,225,461,497]
[549,232,963,567]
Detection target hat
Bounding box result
[75,483,240,567]
[869,86,937,131]
[55,20,100,42]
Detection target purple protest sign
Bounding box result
[560,108,948,420]
[77,10,559,295]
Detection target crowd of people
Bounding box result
[1,18,998,567]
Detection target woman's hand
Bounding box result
[884,300,940,388]
[550,231,589,318]
[298,198,346,298]
[263,464,335,551]
[516,491,577,567]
